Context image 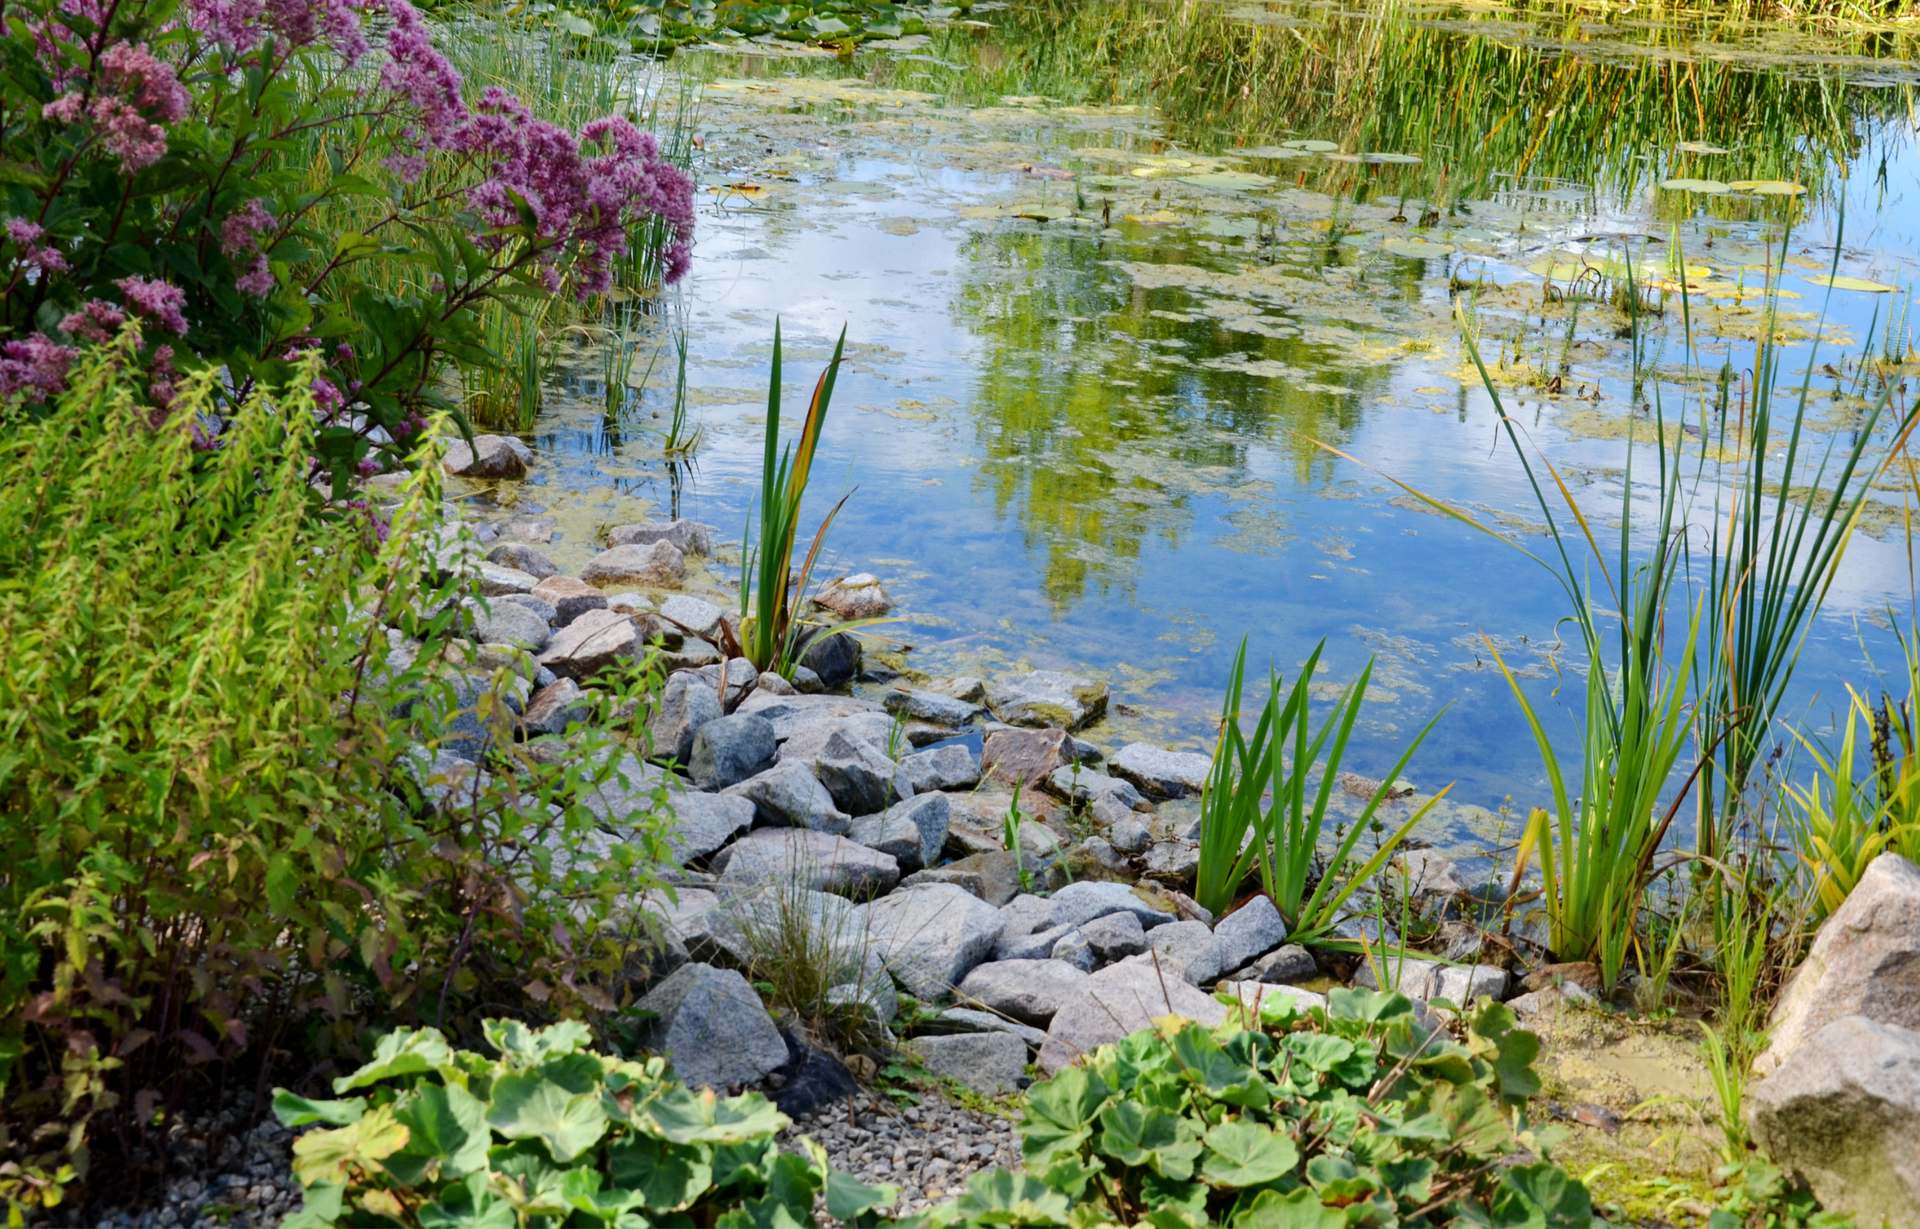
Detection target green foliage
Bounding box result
[275,1019,897,1229]
[1193,637,1447,936]
[927,989,1591,1229]
[0,335,674,1213]
[1710,1158,1854,1229]
[1783,685,1920,921]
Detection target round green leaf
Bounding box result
[1232,1187,1345,1229]
[1383,237,1455,259]
[1201,1121,1300,1188]
[1279,139,1339,153]
[387,1083,491,1185]
[1178,171,1275,191]
[485,1072,609,1163]
[1660,178,1729,193]
[1802,273,1899,293]
[333,1027,454,1092]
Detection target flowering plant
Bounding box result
[0,0,694,486]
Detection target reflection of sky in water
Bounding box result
[512,25,1920,863]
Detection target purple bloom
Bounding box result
[235,254,275,297]
[7,219,43,246]
[60,299,127,343]
[115,276,189,335]
[98,43,190,123]
[380,2,467,149]
[220,198,276,256]
[0,333,79,400]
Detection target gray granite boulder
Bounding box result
[658,594,726,640]
[987,671,1108,730]
[1039,954,1231,1074]
[849,811,928,871]
[1050,931,1096,972]
[476,562,540,597]
[1107,817,1151,854]
[537,608,638,680]
[444,433,531,479]
[799,631,860,688]
[1049,881,1177,931]
[1111,742,1213,799]
[531,576,607,626]
[1045,766,1144,810]
[486,542,557,579]
[905,1032,1028,1095]
[1214,896,1288,972]
[723,759,850,835]
[652,671,724,766]
[858,883,1004,999]
[1434,964,1510,1005]
[1229,944,1319,985]
[496,592,558,625]
[883,792,951,869]
[883,688,980,726]
[996,922,1076,962]
[938,1008,1048,1048]
[690,714,778,791]
[1142,919,1221,985]
[902,745,980,793]
[715,828,900,898]
[520,678,590,737]
[608,518,712,556]
[1352,957,1442,1000]
[956,959,1091,1026]
[1079,910,1147,963]
[812,730,905,816]
[464,598,550,650]
[581,541,684,589]
[637,963,787,1091]
[814,573,895,620]
[1747,1015,1920,1227]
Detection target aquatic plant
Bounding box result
[1193,637,1448,939]
[1783,688,1920,921]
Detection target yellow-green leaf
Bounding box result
[291,1104,410,1186]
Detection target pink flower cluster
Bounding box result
[0,334,78,401]
[56,277,188,344]
[43,42,189,173]
[6,218,69,275]
[187,0,372,64]
[221,199,279,297]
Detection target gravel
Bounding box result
[70,1104,301,1229]
[776,1089,1022,1214]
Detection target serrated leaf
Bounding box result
[1035,1155,1104,1200]
[1020,1065,1110,1165]
[561,1166,648,1219]
[486,1072,608,1162]
[1233,1187,1344,1229]
[386,1082,491,1184]
[954,1169,1071,1225]
[273,1090,366,1128]
[1169,1023,1265,1106]
[1498,1162,1592,1228]
[291,1104,410,1186]
[333,1027,454,1092]
[826,1169,898,1220]
[484,1018,595,1066]
[608,1135,713,1210]
[1201,1120,1299,1187]
[418,1171,517,1229]
[1094,1101,1201,1179]
[645,1085,788,1144]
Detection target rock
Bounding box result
[486,542,557,579]
[996,894,1057,942]
[477,562,540,596]
[767,1036,863,1116]
[1433,964,1510,1005]
[658,641,722,672]
[537,608,639,680]
[695,888,869,974]
[651,671,725,766]
[1053,837,1128,882]
[813,730,905,816]
[791,665,825,693]
[777,711,896,762]
[1039,954,1231,1074]
[956,959,1091,1025]
[858,883,1004,999]
[1107,817,1151,854]
[531,575,609,626]
[815,573,895,620]
[757,671,797,696]
[575,749,665,827]
[1353,958,1442,1000]
[1143,841,1200,880]
[849,811,928,871]
[444,433,531,479]
[986,671,1108,730]
[1110,743,1212,799]
[691,658,760,713]
[996,922,1076,962]
[636,963,788,1091]
[497,592,558,625]
[608,519,713,556]
[715,829,900,898]
[521,678,590,736]
[1228,944,1320,985]
[902,745,981,793]
[1747,1015,1920,1227]
[904,1032,1027,1096]
[1049,881,1177,931]
[659,594,726,641]
[1044,766,1144,810]
[1078,911,1147,963]
[906,850,1028,908]
[1520,961,1602,995]
[932,676,988,703]
[1141,919,1220,985]
[1051,931,1096,972]
[883,687,980,726]
[981,728,1074,790]
[582,541,686,589]
[938,1008,1048,1048]
[723,760,850,835]
[827,979,897,1028]
[690,714,778,791]
[1757,853,1920,1076]
[1213,897,1288,972]
[1338,771,1416,803]
[464,599,550,650]
[798,630,860,688]
[662,788,757,865]
[1394,849,1467,897]
[884,792,951,870]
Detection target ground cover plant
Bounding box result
[0,336,674,1215]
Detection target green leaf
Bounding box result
[1201,1120,1299,1188]
[763,1150,825,1219]
[1283,1033,1356,1075]
[1498,1163,1592,1228]
[1378,1157,1437,1202]
[278,1181,344,1229]
[1170,1024,1268,1107]
[387,1082,491,1184]
[1326,988,1414,1024]
[486,1071,609,1162]
[826,1170,898,1221]
[291,1104,411,1186]
[1469,1001,1542,1105]
[419,1172,517,1229]
[953,1169,1071,1225]
[1094,1101,1202,1179]
[645,1085,788,1144]
[1035,1155,1105,1200]
[273,1090,366,1127]
[608,1135,713,1210]
[1020,1066,1110,1165]
[562,1166,648,1219]
[1233,1188,1345,1229]
[484,1018,594,1066]
[333,1027,455,1092]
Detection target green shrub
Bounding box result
[272,1019,899,1229]
[0,333,673,1213]
[935,988,1589,1229]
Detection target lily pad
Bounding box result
[1125,209,1183,225]
[1238,145,1315,159]
[1802,274,1900,293]
[1676,141,1731,154]
[1725,180,1806,196]
[1660,178,1728,193]
[1383,237,1455,259]
[1360,152,1423,164]
[1177,171,1274,190]
[1279,139,1339,153]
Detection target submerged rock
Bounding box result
[581,541,685,589]
[814,573,895,619]
[986,671,1108,730]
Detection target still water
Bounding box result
[501,0,1920,861]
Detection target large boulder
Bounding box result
[883,792,951,870]
[715,829,900,898]
[857,883,1004,999]
[476,563,539,597]
[531,575,607,626]
[651,671,724,766]
[882,687,979,727]
[1049,881,1177,930]
[463,599,550,651]
[1352,958,1442,1000]
[903,1032,1027,1096]
[798,630,860,688]
[608,519,713,556]
[981,728,1075,790]
[1142,919,1221,985]
[658,594,726,641]
[1213,896,1288,972]
[537,608,639,680]
[580,541,685,589]
[1079,911,1147,963]
[902,744,980,793]
[636,963,788,1091]
[848,811,929,871]
[486,542,557,579]
[723,760,851,834]
[1111,742,1212,799]
[1229,944,1320,985]
[1039,954,1231,1075]
[1757,853,1920,1076]
[812,730,905,816]
[1747,1015,1920,1227]
[444,433,531,479]
[689,713,778,791]
[520,678,590,737]
[904,849,1028,908]
[813,573,895,620]
[986,671,1108,730]
[956,959,1090,1025]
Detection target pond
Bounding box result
[492,0,1920,867]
